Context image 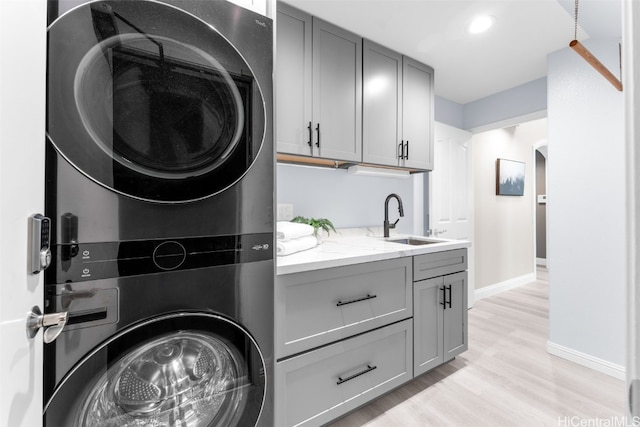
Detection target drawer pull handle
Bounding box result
[337,364,377,385]
[446,285,452,308]
[336,294,377,307]
[440,286,446,310]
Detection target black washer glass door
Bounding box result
[44,313,266,426]
[47,0,265,202]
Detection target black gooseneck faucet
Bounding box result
[383,193,404,237]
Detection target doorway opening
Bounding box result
[534,143,547,268]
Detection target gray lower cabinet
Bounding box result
[414,248,468,281]
[275,250,468,426]
[413,249,468,376]
[276,3,362,162]
[275,257,413,427]
[414,271,468,375]
[276,257,412,358]
[276,319,413,427]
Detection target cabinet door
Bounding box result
[312,18,362,162]
[276,257,412,359]
[443,271,468,361]
[276,4,313,156]
[402,57,434,170]
[276,320,412,427]
[413,276,444,376]
[362,39,402,166]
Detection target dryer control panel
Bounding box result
[46,233,273,284]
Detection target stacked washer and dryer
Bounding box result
[43,1,274,426]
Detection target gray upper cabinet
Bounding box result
[276,4,362,162]
[362,40,402,167]
[402,57,434,170]
[362,41,434,170]
[312,18,362,161]
[276,4,312,156]
[276,5,433,170]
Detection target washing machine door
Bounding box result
[44,313,266,427]
[47,0,266,203]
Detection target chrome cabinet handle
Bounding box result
[26,306,69,344]
[337,364,377,385]
[336,294,377,307]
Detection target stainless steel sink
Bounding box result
[387,238,439,245]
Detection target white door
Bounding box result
[0,1,46,426]
[430,122,474,307]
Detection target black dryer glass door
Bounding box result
[47,0,265,202]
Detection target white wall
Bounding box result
[547,39,625,368]
[277,163,419,234]
[464,78,548,133]
[0,1,46,426]
[435,96,464,130]
[472,119,545,291]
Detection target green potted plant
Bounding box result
[291,216,337,241]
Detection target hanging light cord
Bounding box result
[574,0,579,40]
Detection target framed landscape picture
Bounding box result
[496,158,525,196]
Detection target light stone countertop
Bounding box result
[276,227,471,275]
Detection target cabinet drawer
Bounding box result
[276,319,413,427]
[276,258,412,358]
[413,248,467,281]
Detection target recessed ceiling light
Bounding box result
[467,15,494,34]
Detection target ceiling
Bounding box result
[282,0,622,105]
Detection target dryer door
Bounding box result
[47,0,266,203]
[44,313,266,426]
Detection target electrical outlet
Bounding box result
[277,204,294,221]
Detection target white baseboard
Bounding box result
[536,258,547,267]
[474,273,536,301]
[546,341,625,380]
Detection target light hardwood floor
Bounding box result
[327,268,625,427]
